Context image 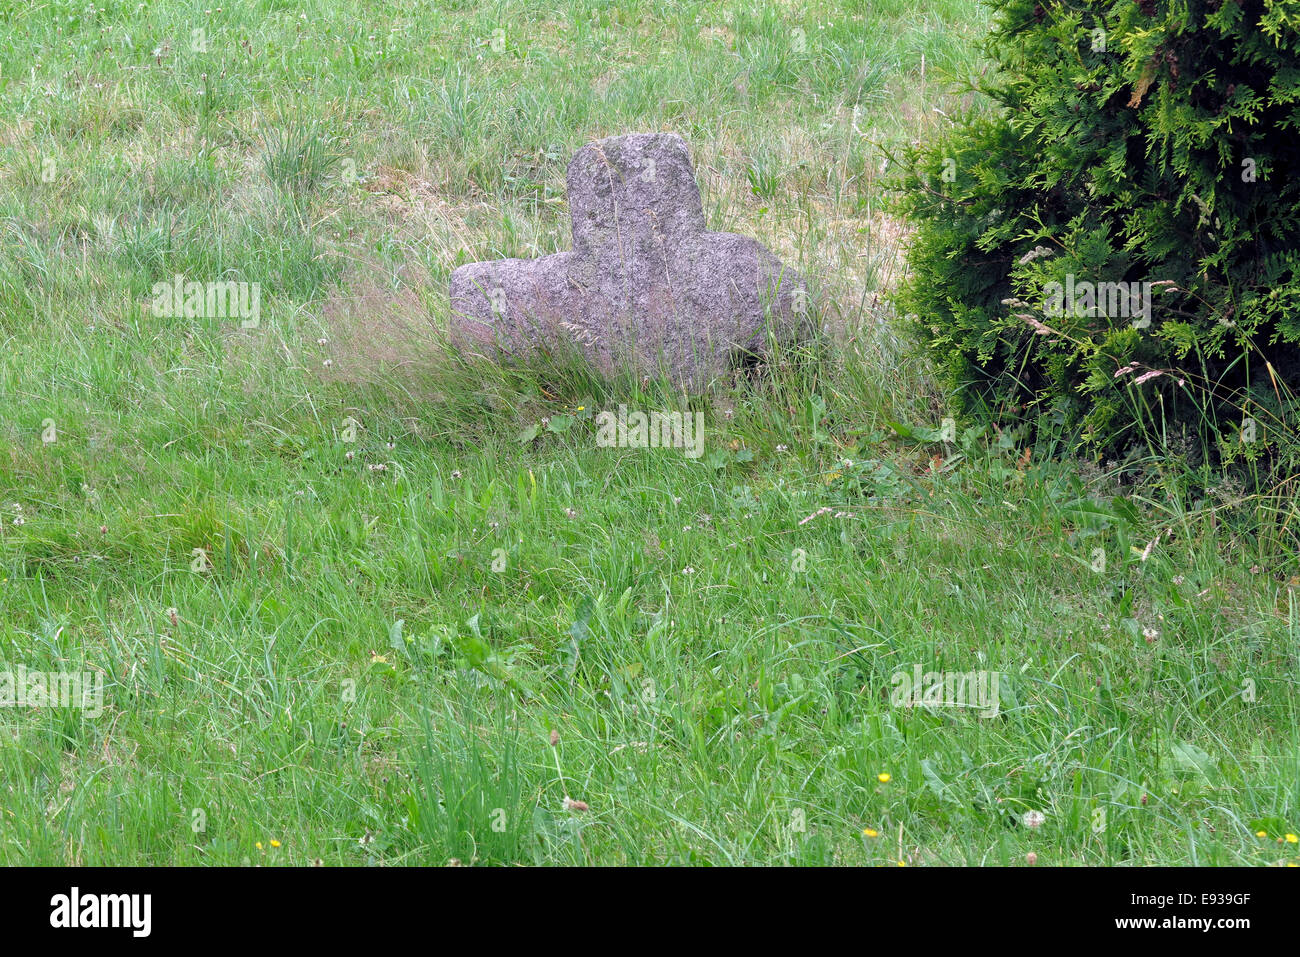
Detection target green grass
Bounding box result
[1,0,1298,866]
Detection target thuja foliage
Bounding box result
[895,0,1300,481]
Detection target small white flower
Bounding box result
[681,566,696,575]
[450,470,462,479]
[12,516,24,526]
[564,507,577,519]
[323,358,334,368]
[775,444,788,452]
[1022,810,1045,828]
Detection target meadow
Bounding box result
[1,0,1298,865]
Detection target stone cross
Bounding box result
[449,132,807,389]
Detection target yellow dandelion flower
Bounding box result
[862,828,879,838]
[255,842,263,850]
[1287,834,1298,844]
[896,859,906,866]
[270,839,281,848]
[877,773,891,783]
[1256,830,1268,838]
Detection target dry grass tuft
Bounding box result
[318,261,447,389]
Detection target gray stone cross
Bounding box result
[449,132,807,389]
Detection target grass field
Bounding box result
[2,0,1299,866]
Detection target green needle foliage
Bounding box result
[895,0,1300,488]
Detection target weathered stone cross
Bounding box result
[449,132,806,389]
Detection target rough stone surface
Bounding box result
[449,132,807,389]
